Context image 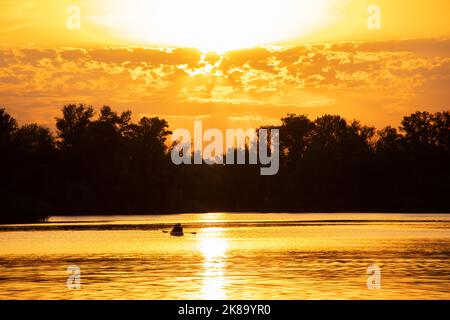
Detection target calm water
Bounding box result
[0,213,449,300]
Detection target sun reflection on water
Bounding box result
[199,228,228,300]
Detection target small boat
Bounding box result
[170,230,184,237]
[170,224,184,237]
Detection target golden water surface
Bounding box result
[0,213,449,300]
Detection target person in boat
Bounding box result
[171,223,183,234]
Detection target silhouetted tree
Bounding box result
[279,114,314,163]
[14,124,55,154]
[0,108,17,151]
[56,104,94,150]
[0,108,18,222]
[0,105,448,223]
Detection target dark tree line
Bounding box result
[0,105,449,223]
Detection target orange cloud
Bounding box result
[0,39,448,130]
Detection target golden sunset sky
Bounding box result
[0,0,449,131]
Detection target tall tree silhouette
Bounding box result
[0,105,448,223]
[56,104,94,150]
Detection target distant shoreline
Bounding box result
[2,210,450,225]
[2,108,449,225]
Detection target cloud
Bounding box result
[0,39,449,129]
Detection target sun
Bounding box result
[94,0,344,53]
